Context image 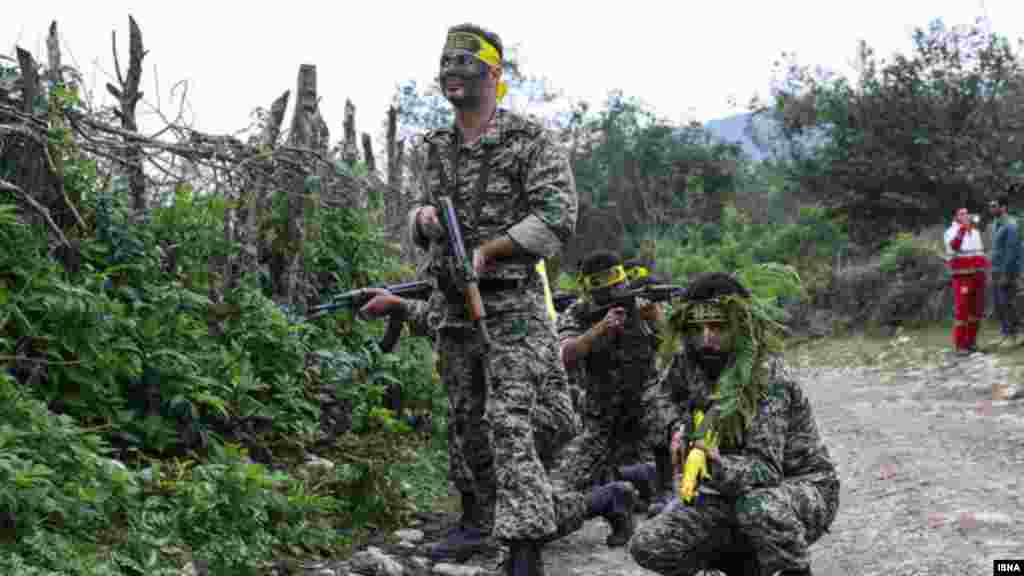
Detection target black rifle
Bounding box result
[582,283,689,323]
[554,292,579,313]
[309,280,433,352]
[436,196,491,347]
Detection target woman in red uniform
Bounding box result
[943,208,990,354]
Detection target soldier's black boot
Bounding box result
[617,462,656,503]
[427,491,490,561]
[646,449,675,517]
[505,540,545,576]
[585,481,637,547]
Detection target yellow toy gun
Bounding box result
[675,409,716,504]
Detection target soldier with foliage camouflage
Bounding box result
[628,272,839,576]
[404,22,577,573]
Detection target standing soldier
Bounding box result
[944,207,989,355]
[406,23,577,573]
[987,195,1021,348]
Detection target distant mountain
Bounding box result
[702,111,825,162]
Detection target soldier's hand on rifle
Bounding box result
[472,247,497,276]
[671,428,684,456]
[639,301,663,323]
[359,288,403,319]
[691,439,720,462]
[601,306,627,337]
[415,206,444,241]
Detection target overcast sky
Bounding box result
[5,1,1024,145]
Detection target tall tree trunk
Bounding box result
[243,90,289,287]
[279,64,317,309]
[343,98,358,166]
[361,132,376,174]
[105,16,147,217]
[8,47,71,253]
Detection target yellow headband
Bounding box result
[580,265,627,292]
[444,31,508,103]
[626,266,650,282]
[685,300,727,325]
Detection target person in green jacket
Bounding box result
[988,193,1021,348]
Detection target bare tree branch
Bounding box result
[0,178,71,249]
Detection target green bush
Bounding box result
[878,231,939,274]
[0,145,447,572]
[632,202,846,302]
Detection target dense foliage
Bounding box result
[0,141,445,573]
[768,18,1024,243]
[6,12,1023,574]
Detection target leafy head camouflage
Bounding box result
[442,23,508,103]
[659,271,789,448]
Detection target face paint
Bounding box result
[590,278,630,306]
[439,50,489,110]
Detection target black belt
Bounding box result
[478,278,526,293]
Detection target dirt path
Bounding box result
[349,327,1024,575]
[546,330,1024,575]
[793,334,1024,575]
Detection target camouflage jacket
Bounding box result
[406,109,578,327]
[672,352,838,497]
[400,291,445,340]
[557,296,660,413]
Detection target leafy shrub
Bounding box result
[0,142,446,571]
[878,232,939,274]
[637,202,845,301]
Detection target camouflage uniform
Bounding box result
[403,294,580,486]
[628,353,840,576]
[544,297,681,527]
[407,108,577,540]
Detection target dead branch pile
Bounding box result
[1,17,415,310]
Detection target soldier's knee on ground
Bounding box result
[734,487,810,552]
[627,514,700,573]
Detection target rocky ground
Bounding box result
[282,322,1024,576]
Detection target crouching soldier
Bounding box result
[628,272,839,576]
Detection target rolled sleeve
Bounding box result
[506,214,563,259]
[518,134,578,253]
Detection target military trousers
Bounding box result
[446,338,579,531]
[438,310,560,540]
[629,478,839,576]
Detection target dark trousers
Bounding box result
[993,273,1019,336]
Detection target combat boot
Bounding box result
[646,449,675,518]
[585,481,637,547]
[505,540,545,576]
[427,491,491,561]
[617,462,656,503]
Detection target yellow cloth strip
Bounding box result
[536,260,556,323]
[580,265,627,292]
[446,31,508,102]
